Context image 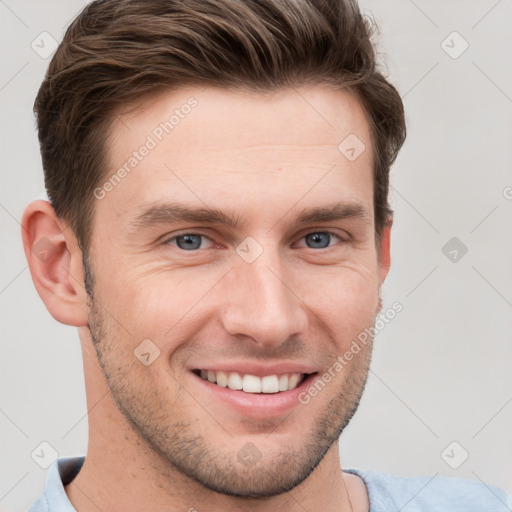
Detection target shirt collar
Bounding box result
[41,456,85,511]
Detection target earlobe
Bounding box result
[21,200,89,327]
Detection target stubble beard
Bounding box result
[84,260,374,498]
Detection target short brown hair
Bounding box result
[34,0,406,253]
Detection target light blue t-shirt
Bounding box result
[28,456,512,511]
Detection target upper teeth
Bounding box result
[199,370,303,393]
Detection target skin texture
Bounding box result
[22,85,391,512]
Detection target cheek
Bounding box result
[298,266,379,337]
[99,267,221,340]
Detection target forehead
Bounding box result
[100,85,374,225]
[109,85,371,155]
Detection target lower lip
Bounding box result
[190,372,317,418]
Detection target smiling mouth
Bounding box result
[193,369,313,394]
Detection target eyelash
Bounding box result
[163,230,347,251]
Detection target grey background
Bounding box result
[1,0,511,510]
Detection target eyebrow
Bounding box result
[130,200,370,230]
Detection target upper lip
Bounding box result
[190,361,318,377]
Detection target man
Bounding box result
[22,0,511,511]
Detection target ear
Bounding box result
[21,200,89,327]
[377,217,392,285]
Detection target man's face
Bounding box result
[85,85,389,497]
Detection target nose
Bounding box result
[219,248,308,348]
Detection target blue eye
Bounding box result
[302,231,341,249]
[168,234,212,251]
